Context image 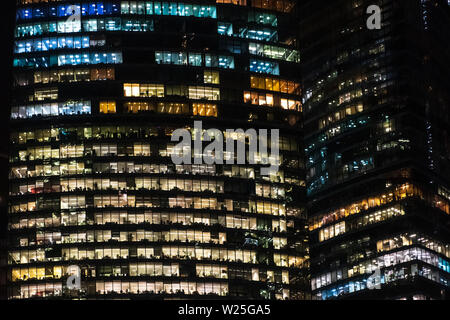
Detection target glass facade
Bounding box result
[8,0,308,299]
[300,0,450,300]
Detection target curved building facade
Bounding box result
[300,0,450,300]
[8,0,308,299]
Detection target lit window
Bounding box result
[99,101,116,114]
[204,71,220,84]
[157,102,189,114]
[123,83,164,97]
[193,103,218,117]
[188,86,220,100]
[125,102,155,113]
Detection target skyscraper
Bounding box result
[1,0,16,302]
[8,0,308,300]
[300,0,450,299]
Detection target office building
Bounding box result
[8,0,308,299]
[300,0,450,299]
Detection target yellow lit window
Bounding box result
[37,267,45,280]
[280,80,288,93]
[12,269,20,281]
[106,67,115,80]
[219,0,246,4]
[288,81,296,94]
[34,87,58,101]
[193,103,218,117]
[134,143,151,156]
[216,0,247,5]
[204,71,220,84]
[124,83,164,97]
[244,91,275,107]
[249,75,300,94]
[244,91,252,103]
[281,98,301,111]
[123,83,139,97]
[188,86,220,100]
[254,77,263,89]
[54,266,62,279]
[139,84,165,97]
[123,83,132,97]
[124,102,155,113]
[90,67,115,81]
[265,78,273,91]
[272,79,280,92]
[250,76,258,89]
[100,101,116,114]
[157,102,189,114]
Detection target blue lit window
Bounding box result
[122,19,154,31]
[154,3,162,15]
[59,100,91,115]
[15,2,215,22]
[57,19,82,33]
[146,3,154,14]
[121,1,216,18]
[206,54,234,69]
[58,4,76,17]
[83,19,98,32]
[15,36,94,53]
[249,12,278,27]
[15,18,154,37]
[82,37,90,48]
[49,22,57,33]
[48,39,58,50]
[250,59,279,75]
[105,3,120,14]
[239,27,278,42]
[155,51,234,69]
[105,18,122,31]
[11,101,91,119]
[14,57,50,68]
[49,6,58,17]
[218,22,233,36]
[32,7,46,18]
[34,39,43,51]
[54,52,122,67]
[33,24,43,36]
[188,53,202,66]
[16,42,25,54]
